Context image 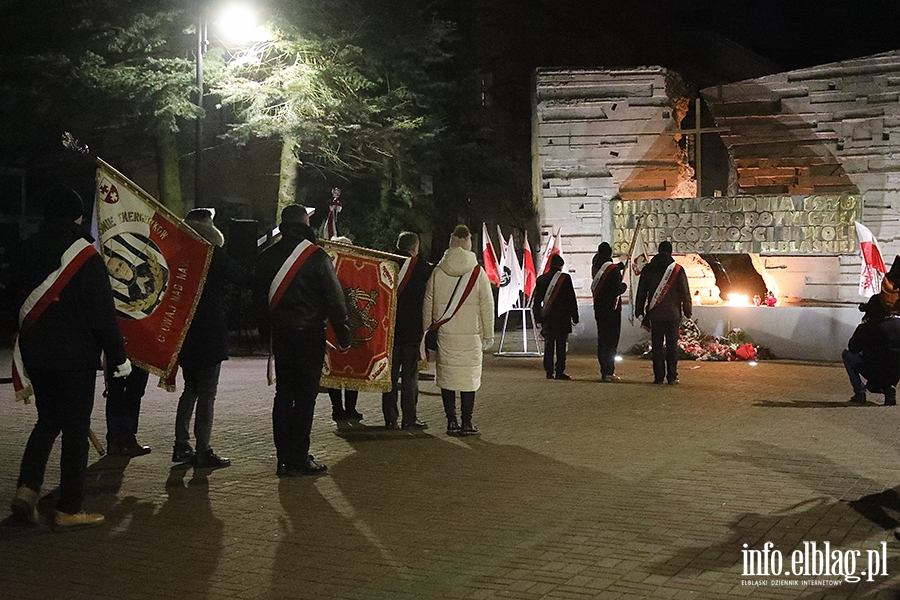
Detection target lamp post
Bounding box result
[193,2,266,211]
[194,0,208,211]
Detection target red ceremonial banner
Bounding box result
[94,159,212,384]
[320,241,401,392]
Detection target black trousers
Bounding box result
[328,389,358,410]
[543,331,569,377]
[105,365,149,447]
[272,328,325,466]
[595,311,621,377]
[650,318,680,383]
[18,368,96,514]
[381,341,421,425]
[441,388,475,422]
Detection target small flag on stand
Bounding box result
[481,222,501,285]
[538,228,564,275]
[523,231,536,299]
[497,235,523,316]
[855,221,887,298]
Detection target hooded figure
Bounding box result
[423,225,494,435]
[173,208,251,468]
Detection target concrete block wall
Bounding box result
[533,67,692,298]
[702,50,900,302]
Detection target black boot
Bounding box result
[460,391,478,435]
[441,389,460,435]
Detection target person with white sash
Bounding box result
[10,185,129,528]
[634,241,692,385]
[382,231,433,430]
[533,254,579,380]
[254,204,351,477]
[423,225,494,435]
[590,242,627,382]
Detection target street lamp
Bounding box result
[195,0,207,210]
[194,2,267,210]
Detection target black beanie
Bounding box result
[41,185,84,222]
[598,242,612,260]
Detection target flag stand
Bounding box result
[495,301,543,357]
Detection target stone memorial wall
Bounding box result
[533,52,900,306]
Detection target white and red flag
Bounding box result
[522,231,537,299]
[539,228,564,275]
[627,219,650,324]
[497,224,508,258]
[481,222,500,285]
[497,234,523,316]
[855,221,887,297]
[94,159,212,385]
[324,187,342,239]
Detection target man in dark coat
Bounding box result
[10,185,128,528]
[533,254,579,380]
[254,204,352,477]
[634,240,692,385]
[173,208,251,467]
[382,231,433,429]
[591,242,627,382]
[843,298,900,405]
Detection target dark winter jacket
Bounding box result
[394,254,433,344]
[254,222,351,348]
[179,246,251,371]
[848,315,900,389]
[591,259,626,316]
[634,253,692,323]
[12,220,126,371]
[533,268,579,335]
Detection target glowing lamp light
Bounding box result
[724,293,751,306]
[748,361,758,367]
[218,5,270,44]
[614,355,623,362]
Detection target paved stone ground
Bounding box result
[3,353,900,599]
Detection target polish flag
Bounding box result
[522,231,537,299]
[481,222,501,285]
[539,228,564,275]
[856,221,887,297]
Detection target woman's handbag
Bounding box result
[424,275,465,352]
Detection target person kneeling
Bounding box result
[843,297,900,406]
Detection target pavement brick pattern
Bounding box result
[3,355,900,599]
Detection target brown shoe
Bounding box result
[55,511,105,528]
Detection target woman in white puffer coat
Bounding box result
[423,225,495,435]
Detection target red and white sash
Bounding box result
[268,239,316,310]
[13,238,96,403]
[397,256,417,295]
[540,271,565,315]
[420,265,482,360]
[591,261,616,295]
[266,239,316,385]
[646,261,681,314]
[591,261,621,309]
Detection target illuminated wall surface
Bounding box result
[533,51,900,305]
